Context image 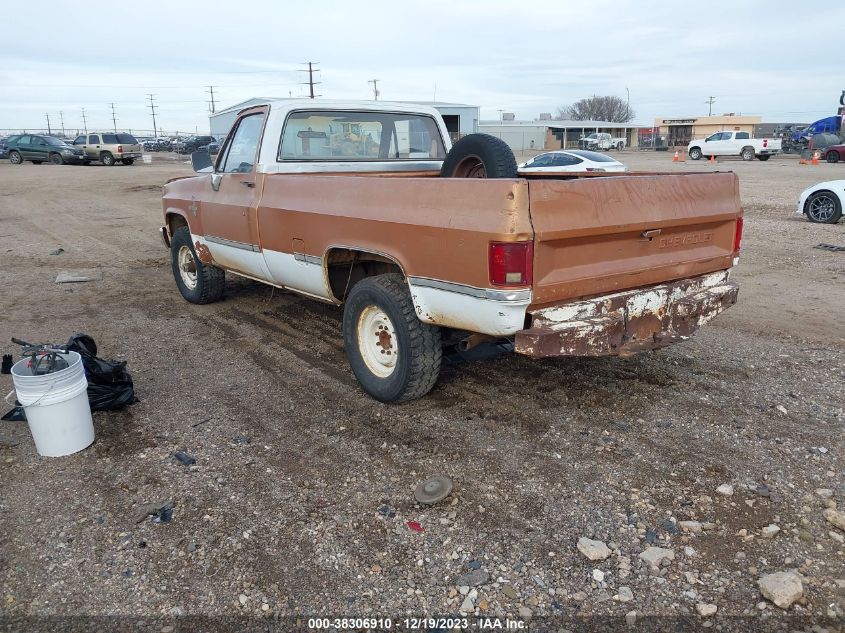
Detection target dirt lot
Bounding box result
[0,152,843,630]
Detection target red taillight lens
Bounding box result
[734,216,743,253]
[762,139,768,148]
[489,241,533,286]
[117,145,123,153]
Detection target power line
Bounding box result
[705,96,716,116]
[368,79,380,100]
[299,62,321,99]
[81,108,88,134]
[147,94,158,138]
[110,103,118,132]
[206,85,218,113]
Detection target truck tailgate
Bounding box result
[528,172,740,306]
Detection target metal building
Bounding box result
[478,119,642,153]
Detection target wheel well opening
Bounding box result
[167,213,189,237]
[326,248,403,302]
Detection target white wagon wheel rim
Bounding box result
[177,245,198,289]
[357,305,398,378]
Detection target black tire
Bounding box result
[757,154,770,161]
[343,274,442,403]
[741,147,755,161]
[688,147,702,160]
[101,152,115,166]
[440,133,517,178]
[122,158,134,165]
[50,153,64,165]
[32,160,43,164]
[804,191,843,224]
[8,150,22,165]
[827,151,840,164]
[82,160,91,166]
[169,227,225,304]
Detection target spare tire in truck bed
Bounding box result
[440,133,518,178]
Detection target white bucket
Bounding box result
[10,351,94,457]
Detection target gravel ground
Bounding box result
[0,152,843,631]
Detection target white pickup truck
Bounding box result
[579,132,625,151]
[687,131,781,161]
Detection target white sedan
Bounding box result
[796,180,844,224]
[518,150,628,173]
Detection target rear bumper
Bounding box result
[514,270,738,358]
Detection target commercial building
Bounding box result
[654,115,762,146]
[478,120,642,153]
[209,98,479,143]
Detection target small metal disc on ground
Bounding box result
[414,475,453,505]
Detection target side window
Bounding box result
[706,133,720,142]
[530,154,553,167]
[89,135,100,144]
[220,114,264,173]
[554,154,582,166]
[17,136,30,144]
[33,137,47,146]
[74,136,86,145]
[735,132,749,139]
[102,134,118,144]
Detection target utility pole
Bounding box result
[497,109,504,123]
[147,94,158,138]
[206,85,217,113]
[81,108,88,134]
[46,113,52,135]
[705,96,716,116]
[625,86,630,121]
[299,62,321,98]
[368,79,380,100]
[110,103,118,132]
[59,111,65,136]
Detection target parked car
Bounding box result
[797,180,844,224]
[207,141,221,155]
[822,143,845,163]
[5,134,86,165]
[579,132,613,150]
[518,150,628,173]
[611,137,626,150]
[176,135,215,154]
[72,132,142,165]
[0,137,9,159]
[687,131,781,161]
[159,100,742,403]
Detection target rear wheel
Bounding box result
[805,191,842,224]
[101,152,115,166]
[343,274,442,403]
[440,134,517,178]
[741,147,755,161]
[50,153,64,165]
[9,150,22,165]
[32,160,43,164]
[169,227,225,303]
[122,158,134,165]
[827,150,840,164]
[688,147,702,160]
[757,154,770,161]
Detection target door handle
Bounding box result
[240,181,255,188]
[641,229,661,240]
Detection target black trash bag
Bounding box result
[1,403,26,421]
[65,333,136,411]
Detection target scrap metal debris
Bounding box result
[406,520,424,533]
[134,500,174,524]
[814,243,845,252]
[49,248,64,256]
[1,354,11,374]
[414,475,454,505]
[173,451,196,466]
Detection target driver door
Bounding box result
[198,107,269,279]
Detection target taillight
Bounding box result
[762,139,768,148]
[489,241,533,286]
[117,145,123,153]
[734,216,743,253]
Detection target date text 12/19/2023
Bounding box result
[307,616,527,630]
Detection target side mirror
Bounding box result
[191,150,213,173]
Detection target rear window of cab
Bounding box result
[278,110,445,161]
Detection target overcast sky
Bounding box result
[2,0,842,135]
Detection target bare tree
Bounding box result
[556,95,634,123]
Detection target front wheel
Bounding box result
[343,274,442,403]
[8,150,22,165]
[101,152,115,166]
[169,227,225,303]
[50,153,64,165]
[805,191,842,224]
[688,147,702,160]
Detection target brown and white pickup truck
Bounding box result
[160,100,742,402]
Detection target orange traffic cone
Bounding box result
[811,152,819,165]
[672,150,679,162]
[709,155,715,164]
[799,157,807,165]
